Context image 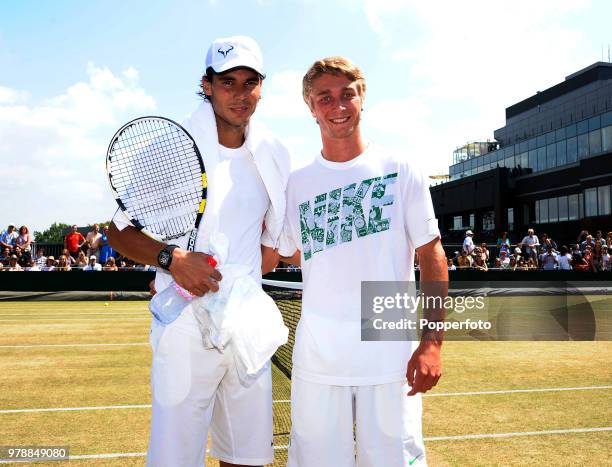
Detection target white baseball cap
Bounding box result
[205,36,265,78]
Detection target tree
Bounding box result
[34,222,71,243]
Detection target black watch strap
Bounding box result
[157,244,179,271]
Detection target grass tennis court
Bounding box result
[0,300,610,466]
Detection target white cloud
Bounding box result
[359,0,593,176]
[0,64,156,233]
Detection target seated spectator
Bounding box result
[7,255,22,271]
[14,246,29,268]
[0,224,18,252]
[462,230,475,256]
[580,234,595,254]
[606,231,612,249]
[558,246,572,270]
[541,246,559,270]
[0,247,11,266]
[83,255,102,271]
[590,243,604,272]
[75,251,89,268]
[480,243,490,264]
[457,250,472,269]
[104,257,119,271]
[42,256,56,271]
[594,230,605,247]
[28,258,41,271]
[62,248,77,266]
[519,228,540,266]
[493,258,502,268]
[517,257,528,270]
[447,258,456,271]
[573,248,589,272]
[34,247,47,268]
[56,255,72,272]
[526,258,537,270]
[473,254,488,271]
[603,246,610,271]
[16,225,33,255]
[509,255,518,271]
[499,250,511,269]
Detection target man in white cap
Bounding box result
[83,255,102,271]
[109,36,289,467]
[462,229,475,256]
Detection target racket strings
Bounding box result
[108,119,204,239]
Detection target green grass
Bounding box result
[0,301,610,466]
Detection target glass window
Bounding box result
[558,196,568,221]
[602,110,612,127]
[528,150,537,170]
[567,136,578,163]
[556,140,567,166]
[537,147,546,171]
[555,127,566,142]
[568,194,579,220]
[521,152,529,170]
[469,214,475,229]
[579,193,584,219]
[528,137,537,150]
[577,133,589,159]
[505,156,514,168]
[546,143,557,169]
[589,128,602,155]
[507,208,514,231]
[598,185,611,216]
[537,135,546,147]
[585,188,597,217]
[602,125,612,152]
[453,216,462,230]
[566,123,577,138]
[588,115,601,131]
[540,198,549,223]
[482,211,495,230]
[546,131,555,145]
[535,200,540,223]
[577,119,589,135]
[520,141,528,153]
[548,197,558,223]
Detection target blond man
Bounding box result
[278,57,447,466]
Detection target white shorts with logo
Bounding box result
[146,310,274,467]
[288,376,426,467]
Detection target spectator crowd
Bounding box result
[447,228,612,272]
[0,223,155,272]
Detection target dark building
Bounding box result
[431,62,612,244]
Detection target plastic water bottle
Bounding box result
[149,256,217,325]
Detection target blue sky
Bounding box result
[0,0,610,233]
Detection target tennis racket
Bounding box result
[106,116,207,252]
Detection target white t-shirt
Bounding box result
[214,145,269,281]
[542,252,558,270]
[113,144,269,283]
[281,146,440,385]
[462,236,474,254]
[558,254,572,270]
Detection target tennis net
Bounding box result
[263,278,302,379]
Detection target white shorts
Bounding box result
[288,377,426,467]
[146,311,274,467]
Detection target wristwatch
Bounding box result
[157,244,179,271]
